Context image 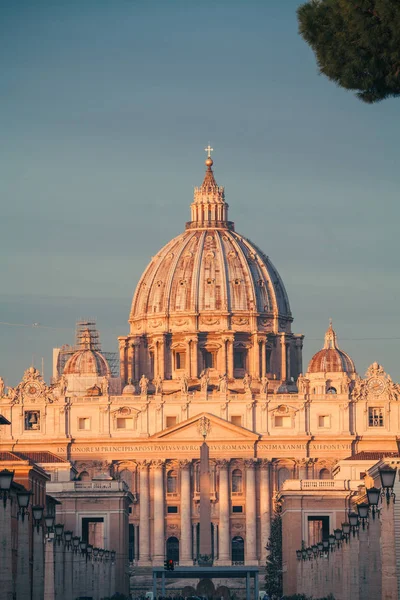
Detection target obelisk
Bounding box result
[198,416,213,566]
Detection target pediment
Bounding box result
[150,412,260,442]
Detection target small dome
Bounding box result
[308,322,355,374]
[122,381,135,395]
[63,328,110,376]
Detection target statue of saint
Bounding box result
[180,373,189,395]
[102,376,110,396]
[260,374,269,395]
[139,374,149,395]
[0,377,4,397]
[243,372,252,393]
[153,375,163,394]
[59,375,67,396]
[218,373,227,393]
[297,373,305,394]
[200,369,209,392]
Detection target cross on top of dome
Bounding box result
[190,148,229,228]
[324,319,338,350]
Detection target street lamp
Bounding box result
[317,541,323,557]
[0,469,14,508]
[379,465,397,505]
[334,528,343,547]
[64,530,73,549]
[105,550,110,561]
[296,549,302,561]
[87,545,93,562]
[99,548,104,561]
[322,539,329,557]
[72,536,80,553]
[32,505,44,533]
[306,547,312,560]
[54,523,64,545]
[16,489,32,522]
[342,522,351,543]
[328,534,335,553]
[312,544,318,558]
[93,547,99,560]
[79,540,87,555]
[110,550,116,563]
[356,503,369,530]
[348,512,359,537]
[367,486,381,519]
[301,548,307,561]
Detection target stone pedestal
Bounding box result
[32,526,45,600]
[16,516,31,600]
[44,538,55,600]
[0,499,13,600]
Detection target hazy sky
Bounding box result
[1,0,400,386]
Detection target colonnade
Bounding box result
[134,458,271,566]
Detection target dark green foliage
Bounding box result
[282,594,335,600]
[265,503,283,600]
[297,0,400,103]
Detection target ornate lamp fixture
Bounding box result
[341,522,351,543]
[87,545,93,562]
[379,465,397,505]
[64,530,73,549]
[317,541,324,557]
[328,533,336,553]
[301,548,307,561]
[348,512,359,537]
[334,528,343,547]
[79,540,87,555]
[54,523,64,544]
[105,550,110,561]
[32,505,44,533]
[296,549,302,561]
[312,544,318,558]
[366,486,381,519]
[306,547,313,560]
[110,550,116,563]
[16,489,32,521]
[0,469,14,508]
[356,503,369,529]
[93,547,99,560]
[99,548,105,561]
[72,536,80,553]
[44,514,55,539]
[322,539,329,556]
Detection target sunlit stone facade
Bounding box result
[0,155,399,591]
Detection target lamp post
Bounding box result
[72,537,81,599]
[0,469,14,508]
[110,550,116,597]
[54,524,65,599]
[356,503,370,530]
[379,465,397,505]
[348,512,359,537]
[44,515,55,600]
[44,514,55,539]
[366,486,381,519]
[86,545,94,599]
[341,521,350,543]
[64,531,73,600]
[16,489,32,522]
[32,506,45,600]
[79,540,88,597]
[334,528,343,548]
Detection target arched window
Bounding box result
[166,537,179,563]
[327,387,337,395]
[278,467,290,490]
[231,536,244,564]
[319,468,330,480]
[231,469,243,493]
[79,471,90,481]
[167,470,177,493]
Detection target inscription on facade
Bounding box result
[58,443,255,454]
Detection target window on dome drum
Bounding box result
[369,407,384,427]
[231,469,243,493]
[78,417,91,431]
[175,352,186,370]
[167,470,178,494]
[266,348,272,373]
[234,350,246,370]
[319,468,330,480]
[308,516,329,546]
[231,415,242,427]
[274,415,291,428]
[24,410,40,431]
[116,417,134,430]
[204,351,214,369]
[166,416,177,428]
[318,415,331,428]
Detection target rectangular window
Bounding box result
[318,415,330,428]
[82,517,104,546]
[274,415,291,428]
[234,351,245,369]
[204,351,214,369]
[369,407,384,427]
[232,505,243,513]
[116,418,134,430]
[307,516,329,546]
[78,417,91,431]
[166,416,177,428]
[176,352,186,370]
[231,415,242,427]
[266,348,272,373]
[167,506,178,514]
[24,410,41,431]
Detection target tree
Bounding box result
[265,503,283,600]
[297,0,400,103]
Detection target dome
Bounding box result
[129,157,291,334]
[63,328,110,376]
[307,322,355,374]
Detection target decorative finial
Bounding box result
[197,416,211,440]
[204,145,214,168]
[329,317,333,327]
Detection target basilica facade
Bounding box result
[0,154,399,581]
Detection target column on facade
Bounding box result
[152,460,165,565]
[16,515,31,600]
[227,337,234,379]
[180,460,192,565]
[134,525,140,562]
[0,496,13,600]
[245,459,258,565]
[251,334,260,379]
[192,524,197,561]
[213,524,218,561]
[64,544,73,600]
[185,339,192,378]
[217,460,230,564]
[294,335,303,379]
[191,336,198,379]
[127,343,134,383]
[280,333,287,381]
[133,340,141,382]
[260,339,266,376]
[55,537,65,599]
[138,461,151,564]
[72,549,81,600]
[32,524,45,600]
[158,336,165,379]
[259,459,271,563]
[221,338,228,376]
[118,338,128,384]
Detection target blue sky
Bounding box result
[1,0,400,385]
